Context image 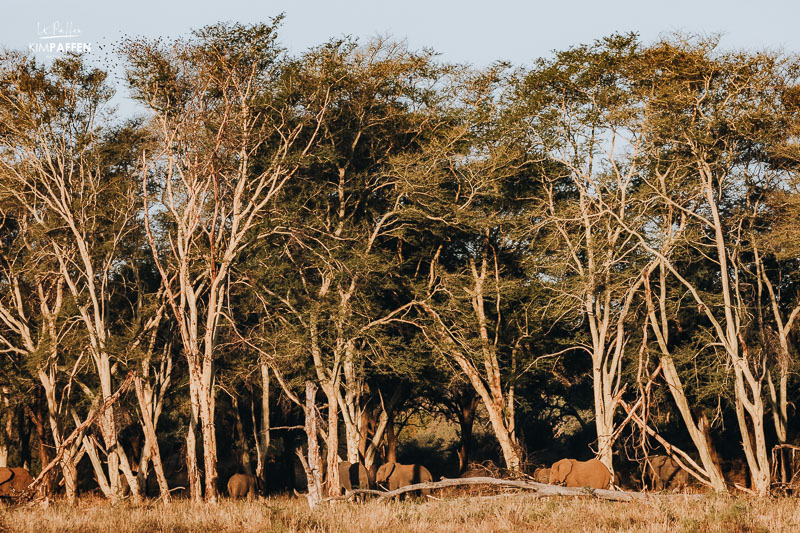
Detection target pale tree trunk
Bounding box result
[418,234,522,471]
[74,400,140,503]
[422,300,522,471]
[643,262,727,492]
[361,387,404,470]
[701,166,770,496]
[340,340,364,464]
[252,363,271,481]
[130,300,172,497]
[31,151,141,504]
[81,433,112,495]
[0,268,85,498]
[624,164,774,495]
[62,457,79,504]
[185,380,203,502]
[308,297,341,496]
[542,153,645,476]
[0,389,10,467]
[323,382,340,497]
[0,60,141,503]
[197,373,219,502]
[134,376,171,503]
[298,382,324,508]
[39,368,80,503]
[470,247,522,471]
[579,200,646,474]
[755,246,799,484]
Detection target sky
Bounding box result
[1,0,798,116]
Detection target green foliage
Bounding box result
[2,25,800,497]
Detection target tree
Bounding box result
[122,20,329,501]
[0,52,145,502]
[512,35,654,474]
[617,37,800,495]
[253,37,446,493]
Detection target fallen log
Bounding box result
[344,476,706,502]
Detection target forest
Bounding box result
[1,17,800,506]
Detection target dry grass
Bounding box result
[2,493,800,532]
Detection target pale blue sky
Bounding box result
[2,0,798,116]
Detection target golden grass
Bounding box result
[2,493,800,533]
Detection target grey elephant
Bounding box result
[227,473,263,499]
[0,467,34,498]
[375,462,433,498]
[336,461,371,495]
[549,458,611,489]
[533,467,550,483]
[645,455,689,491]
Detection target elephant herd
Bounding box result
[226,457,615,500]
[0,455,690,502]
[533,456,691,492]
[226,460,434,499]
[222,455,697,499]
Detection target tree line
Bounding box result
[1,19,799,502]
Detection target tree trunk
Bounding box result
[591,362,615,474]
[253,363,270,481]
[0,390,10,467]
[62,457,78,505]
[456,394,479,473]
[733,365,771,496]
[643,264,727,492]
[185,381,203,502]
[660,356,727,491]
[231,395,252,475]
[341,399,362,464]
[323,383,340,497]
[300,382,323,508]
[341,340,364,464]
[134,376,171,503]
[27,402,55,494]
[82,434,114,499]
[199,387,218,502]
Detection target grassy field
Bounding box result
[2,493,800,532]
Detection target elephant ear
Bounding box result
[0,468,13,485]
[553,459,573,484]
[377,463,396,485]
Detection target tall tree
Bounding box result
[618,37,800,495]
[0,52,145,502]
[122,20,329,501]
[255,37,446,493]
[512,35,653,473]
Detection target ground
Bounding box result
[3,493,800,532]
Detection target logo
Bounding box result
[29,21,92,55]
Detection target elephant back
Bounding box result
[0,467,33,497]
[338,461,370,491]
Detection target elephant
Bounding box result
[549,458,611,489]
[227,473,263,499]
[375,462,433,498]
[336,461,371,494]
[0,467,34,498]
[646,455,689,491]
[533,467,550,483]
